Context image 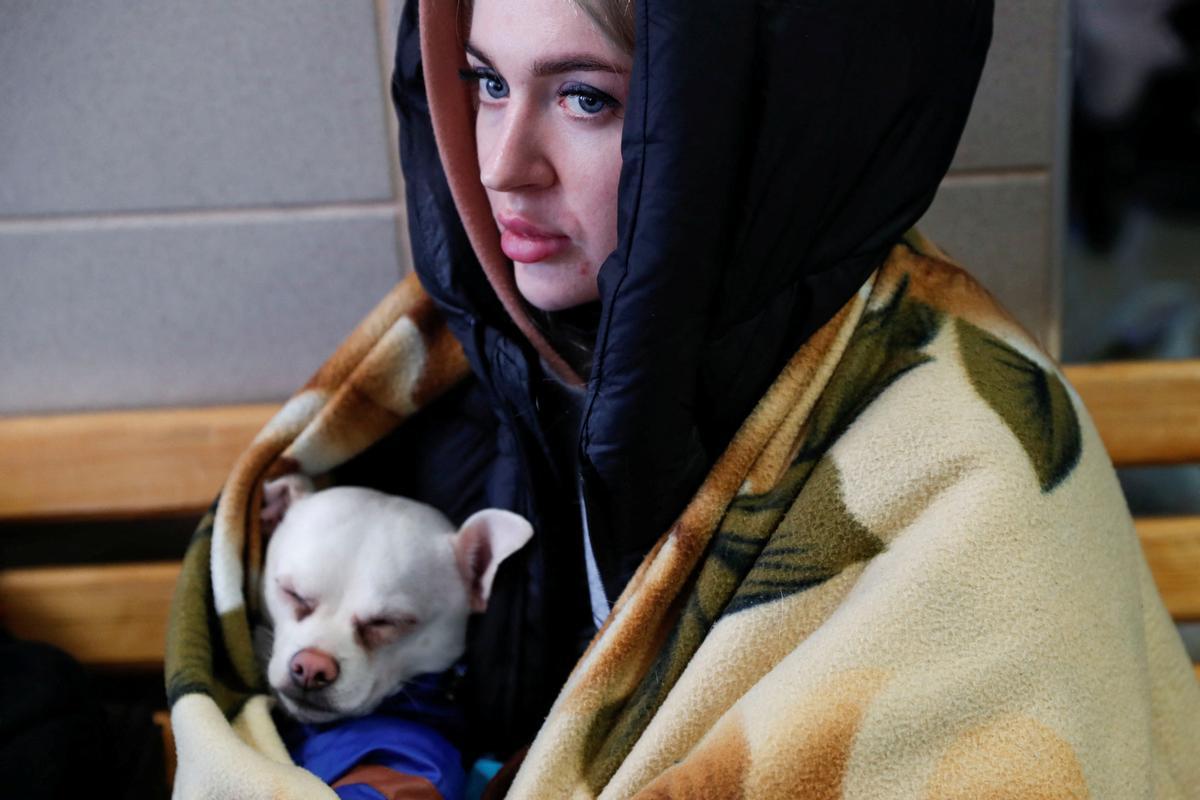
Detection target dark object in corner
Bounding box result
[0,629,169,800]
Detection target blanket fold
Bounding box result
[164,235,1200,799]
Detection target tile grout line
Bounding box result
[942,165,1051,183]
[0,201,405,233]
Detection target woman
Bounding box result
[166,0,1200,796]
[397,0,998,749]
[398,0,1200,794]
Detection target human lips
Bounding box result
[497,214,571,263]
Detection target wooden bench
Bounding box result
[0,404,277,788]
[1,360,1198,788]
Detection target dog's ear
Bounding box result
[452,510,534,612]
[261,473,315,535]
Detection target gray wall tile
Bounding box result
[0,213,403,414]
[0,0,394,216]
[919,173,1055,347]
[377,0,413,268]
[382,0,403,81]
[952,0,1062,170]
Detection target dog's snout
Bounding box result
[289,648,340,691]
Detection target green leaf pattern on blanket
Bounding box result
[724,457,884,614]
[955,319,1082,493]
[165,509,263,717]
[581,273,941,792]
[798,273,943,466]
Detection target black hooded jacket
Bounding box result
[375,0,992,757]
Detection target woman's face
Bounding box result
[465,0,632,311]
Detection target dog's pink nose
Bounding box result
[289,648,339,691]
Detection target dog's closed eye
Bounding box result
[281,585,316,621]
[355,615,419,649]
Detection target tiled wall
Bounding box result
[0,0,1067,415]
[925,0,1069,355]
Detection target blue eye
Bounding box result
[566,92,606,114]
[483,75,508,99]
[458,67,508,100]
[560,85,619,118]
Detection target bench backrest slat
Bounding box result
[0,562,181,669]
[0,404,276,522]
[1066,360,1200,466]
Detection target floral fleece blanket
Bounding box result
[165,234,1200,798]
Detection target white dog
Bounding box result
[258,474,532,724]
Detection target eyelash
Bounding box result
[456,66,621,119]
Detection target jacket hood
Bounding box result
[394,0,993,599]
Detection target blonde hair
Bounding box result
[573,0,634,55]
[460,0,634,56]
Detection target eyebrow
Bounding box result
[465,42,629,76]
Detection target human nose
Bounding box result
[479,104,555,193]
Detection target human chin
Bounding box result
[513,259,600,311]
